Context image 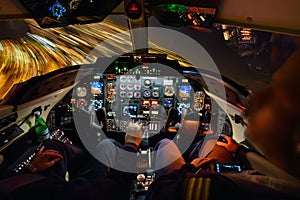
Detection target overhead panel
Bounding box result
[0,0,299,35]
[147,3,218,32]
[17,0,123,28]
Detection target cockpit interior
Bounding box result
[0,51,251,199]
[0,0,299,199]
[55,54,248,147]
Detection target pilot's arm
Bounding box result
[25,146,63,173]
[124,122,143,151]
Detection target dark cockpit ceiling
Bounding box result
[0,0,220,29]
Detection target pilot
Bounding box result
[145,36,300,200]
[0,122,144,200]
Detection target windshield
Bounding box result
[0,13,298,103]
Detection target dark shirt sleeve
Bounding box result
[146,164,239,200]
[146,161,298,200]
[146,164,197,200]
[124,142,139,152]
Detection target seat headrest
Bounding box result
[181,120,201,135]
[180,112,201,134]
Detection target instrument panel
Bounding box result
[71,63,211,134]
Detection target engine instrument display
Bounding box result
[194,91,205,111]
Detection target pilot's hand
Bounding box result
[216,135,240,153]
[125,122,143,149]
[28,146,63,172]
[191,157,217,170]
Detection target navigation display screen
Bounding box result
[90,99,103,111]
[122,105,138,117]
[178,85,191,98]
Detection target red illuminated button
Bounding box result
[125,0,143,20]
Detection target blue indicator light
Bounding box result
[49,1,66,20]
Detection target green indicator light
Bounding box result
[166,4,186,12]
